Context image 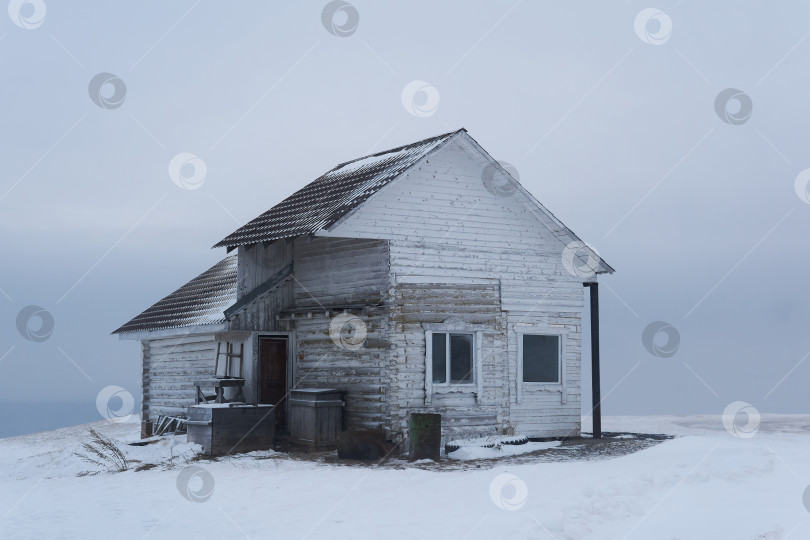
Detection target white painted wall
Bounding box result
[322,135,587,438]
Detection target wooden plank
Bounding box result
[225,263,293,319]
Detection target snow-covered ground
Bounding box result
[448,439,561,461]
[1,415,808,539]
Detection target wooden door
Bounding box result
[258,337,288,429]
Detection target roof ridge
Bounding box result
[330,128,465,171]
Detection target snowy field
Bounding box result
[0,415,808,539]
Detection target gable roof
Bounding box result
[112,255,237,335]
[459,133,615,275]
[213,129,461,250]
[116,129,614,337]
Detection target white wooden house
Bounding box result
[114,129,613,445]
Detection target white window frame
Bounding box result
[431,331,476,386]
[423,319,484,405]
[516,331,566,405]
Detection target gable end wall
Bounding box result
[323,137,586,440]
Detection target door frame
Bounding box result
[255,332,294,430]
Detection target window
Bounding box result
[522,334,560,383]
[215,341,244,378]
[423,321,483,405]
[432,332,474,384]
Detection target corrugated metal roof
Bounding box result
[112,255,237,334]
[213,129,462,249]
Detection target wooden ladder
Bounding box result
[215,341,244,378]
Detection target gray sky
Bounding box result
[1,1,808,434]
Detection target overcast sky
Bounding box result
[1,1,808,435]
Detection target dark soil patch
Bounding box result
[266,432,674,471]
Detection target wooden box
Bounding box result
[289,389,344,449]
[186,404,275,456]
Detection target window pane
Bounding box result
[523,335,559,383]
[450,334,473,383]
[432,333,447,383]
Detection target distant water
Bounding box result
[0,402,104,439]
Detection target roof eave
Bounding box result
[115,322,227,341]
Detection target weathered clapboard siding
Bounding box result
[124,130,609,448]
[237,239,293,296]
[324,136,587,439]
[142,334,217,421]
[293,308,389,430]
[385,282,509,443]
[509,313,583,437]
[291,237,391,431]
[229,240,294,332]
[324,137,588,306]
[293,237,388,306]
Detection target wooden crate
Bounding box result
[288,389,344,449]
[186,404,275,456]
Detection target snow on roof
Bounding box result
[115,129,614,337]
[212,129,463,250]
[112,255,237,335]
